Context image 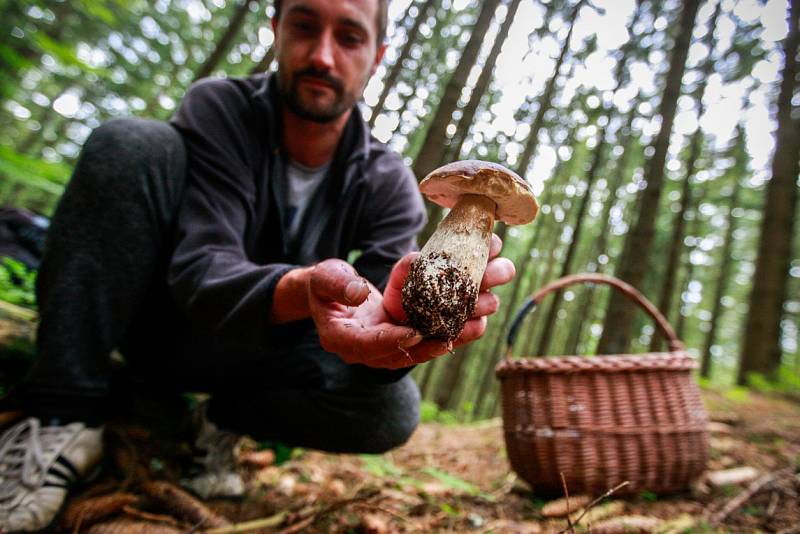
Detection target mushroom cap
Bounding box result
[420,160,539,225]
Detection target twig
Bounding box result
[559,472,575,533]
[201,511,288,534]
[766,491,780,517]
[276,487,382,534]
[141,481,229,528]
[708,467,794,526]
[352,502,411,523]
[557,481,630,534]
[122,505,179,526]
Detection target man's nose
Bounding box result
[310,30,335,71]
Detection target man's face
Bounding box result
[273,0,385,123]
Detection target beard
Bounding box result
[278,66,356,123]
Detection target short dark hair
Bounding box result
[273,0,389,45]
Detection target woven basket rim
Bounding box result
[496,350,698,376]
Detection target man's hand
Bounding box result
[307,234,515,369]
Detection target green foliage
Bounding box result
[722,386,751,403]
[746,368,800,397]
[359,454,405,478]
[419,400,458,425]
[638,490,659,502]
[422,467,486,498]
[0,257,37,309]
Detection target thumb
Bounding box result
[309,259,370,305]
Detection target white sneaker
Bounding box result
[180,404,246,499]
[0,417,103,532]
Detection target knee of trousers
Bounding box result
[78,118,186,205]
[349,376,421,454]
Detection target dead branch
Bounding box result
[61,493,140,532]
[557,481,630,534]
[121,505,180,526]
[140,481,229,528]
[559,472,576,533]
[85,519,183,534]
[201,511,289,534]
[275,486,383,534]
[708,467,795,526]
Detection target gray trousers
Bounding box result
[17,118,419,454]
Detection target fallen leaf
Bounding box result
[541,494,592,517]
[706,466,759,487]
[591,515,662,533]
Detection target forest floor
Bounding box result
[0,310,798,533]
[37,386,798,534]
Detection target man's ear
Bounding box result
[371,43,387,76]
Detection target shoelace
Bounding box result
[0,418,70,500]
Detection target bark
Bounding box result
[674,187,707,341]
[192,0,261,82]
[369,0,438,128]
[596,0,702,355]
[446,0,524,160]
[535,1,646,356]
[249,47,274,74]
[650,2,720,351]
[701,178,741,378]
[432,345,470,410]
[413,0,503,244]
[514,1,583,179]
[737,0,800,384]
[411,0,502,180]
[565,100,641,355]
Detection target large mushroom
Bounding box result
[402,160,539,342]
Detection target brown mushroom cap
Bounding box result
[419,160,539,225]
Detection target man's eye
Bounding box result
[292,21,315,33]
[340,32,364,47]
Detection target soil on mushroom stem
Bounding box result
[401,251,478,342]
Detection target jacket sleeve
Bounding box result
[352,152,427,291]
[168,79,297,350]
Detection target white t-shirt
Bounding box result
[285,159,330,241]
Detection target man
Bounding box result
[0,0,515,530]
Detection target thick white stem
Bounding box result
[420,194,496,286]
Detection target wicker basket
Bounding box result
[495,274,708,497]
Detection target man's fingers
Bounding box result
[489,233,502,259]
[320,319,422,363]
[309,259,370,305]
[451,316,488,349]
[383,252,419,322]
[480,257,515,291]
[472,291,500,317]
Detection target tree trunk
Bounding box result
[737,0,800,384]
[565,99,640,355]
[650,2,720,351]
[446,0,523,160]
[432,345,470,410]
[596,0,702,355]
[413,0,503,244]
[674,186,707,340]
[701,176,741,378]
[369,0,438,128]
[192,0,261,82]
[411,0,501,180]
[514,0,583,179]
[249,47,274,74]
[535,0,647,356]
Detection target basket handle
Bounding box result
[505,273,685,356]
